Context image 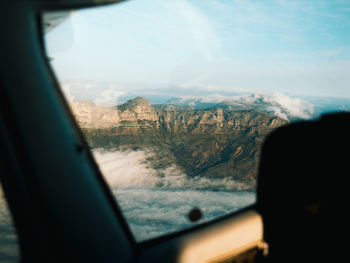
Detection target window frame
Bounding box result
[0,0,265,262]
[40,2,262,244]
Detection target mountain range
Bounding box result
[71,97,288,189]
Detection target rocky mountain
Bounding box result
[70,101,120,128]
[71,97,288,189]
[165,93,314,121]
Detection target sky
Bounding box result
[45,0,350,101]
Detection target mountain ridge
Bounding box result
[71,97,288,189]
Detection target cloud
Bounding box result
[264,92,314,119]
[113,186,255,241]
[92,148,255,241]
[61,83,76,102]
[93,149,251,190]
[93,149,168,188]
[93,86,125,106]
[167,91,314,120]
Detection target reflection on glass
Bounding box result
[44,0,350,241]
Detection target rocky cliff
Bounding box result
[70,101,120,128]
[71,97,288,189]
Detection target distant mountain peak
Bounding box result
[127,96,151,106]
[119,97,152,111]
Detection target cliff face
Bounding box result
[70,101,120,128]
[71,97,288,188]
[71,97,284,133]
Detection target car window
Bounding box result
[0,183,19,262]
[43,0,350,241]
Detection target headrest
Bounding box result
[257,113,350,262]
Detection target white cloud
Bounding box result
[167,91,314,120]
[93,149,250,190]
[113,184,255,241]
[61,83,75,102]
[93,86,125,106]
[93,150,163,188]
[264,92,314,119]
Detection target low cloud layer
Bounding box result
[114,186,255,241]
[92,149,255,241]
[93,149,251,191]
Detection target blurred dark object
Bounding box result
[188,207,203,222]
[257,112,350,262]
[37,0,125,10]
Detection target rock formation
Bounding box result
[71,97,288,189]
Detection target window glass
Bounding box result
[0,184,19,262]
[43,0,350,241]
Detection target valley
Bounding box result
[71,97,288,189]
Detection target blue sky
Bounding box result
[46,0,350,99]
